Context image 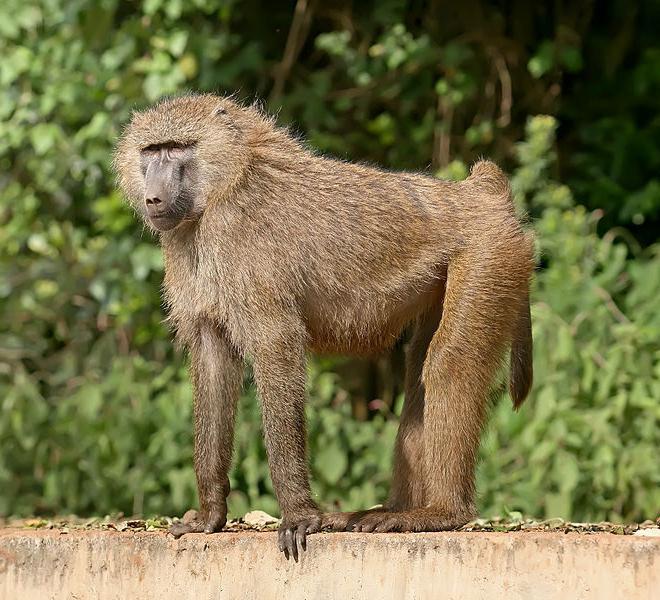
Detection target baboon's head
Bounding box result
[114,94,250,231]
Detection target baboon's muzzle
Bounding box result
[142,144,195,231]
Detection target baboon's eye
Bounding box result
[141,144,161,155]
[140,142,195,158]
[166,146,190,159]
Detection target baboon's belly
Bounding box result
[304,278,445,355]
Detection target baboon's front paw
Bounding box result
[169,509,227,538]
[278,513,322,561]
[349,508,472,533]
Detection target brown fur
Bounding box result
[114,93,535,558]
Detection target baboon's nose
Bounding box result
[145,196,162,206]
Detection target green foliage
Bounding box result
[0,1,658,522]
[563,19,660,235]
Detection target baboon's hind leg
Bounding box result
[386,306,443,511]
[350,241,531,533]
[347,309,442,533]
[323,306,442,532]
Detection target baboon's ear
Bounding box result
[214,104,242,134]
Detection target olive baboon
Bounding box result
[114,93,534,560]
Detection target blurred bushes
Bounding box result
[0,1,658,522]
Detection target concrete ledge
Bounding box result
[1,528,658,600]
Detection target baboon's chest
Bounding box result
[162,257,233,330]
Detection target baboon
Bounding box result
[114,93,534,560]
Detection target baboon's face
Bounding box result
[139,142,197,231]
[114,94,247,233]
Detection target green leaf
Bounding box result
[29,124,59,155]
[528,41,555,78]
[315,442,348,485]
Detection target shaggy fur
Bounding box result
[114,93,535,559]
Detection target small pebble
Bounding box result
[243,510,279,527]
[633,528,660,537]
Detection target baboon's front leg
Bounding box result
[170,322,243,538]
[251,326,321,561]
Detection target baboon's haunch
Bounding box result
[114,93,534,560]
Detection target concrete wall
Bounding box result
[1,528,658,600]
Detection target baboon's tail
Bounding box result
[469,160,534,410]
[509,289,533,410]
[468,159,512,198]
